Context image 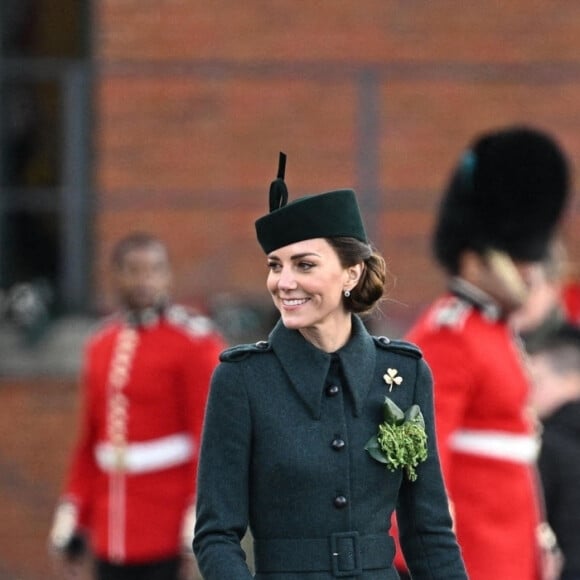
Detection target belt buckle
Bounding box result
[330,531,362,577]
[113,444,126,472]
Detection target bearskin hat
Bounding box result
[434,126,571,273]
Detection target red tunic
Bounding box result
[562,280,580,325]
[60,307,225,564]
[404,291,542,580]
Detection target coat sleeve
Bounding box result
[52,342,100,545]
[396,358,468,579]
[193,360,254,579]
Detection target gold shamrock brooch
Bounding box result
[383,368,403,392]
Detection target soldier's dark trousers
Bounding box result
[96,556,181,580]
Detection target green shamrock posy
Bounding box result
[365,396,428,481]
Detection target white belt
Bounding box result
[449,429,539,464]
[96,433,194,474]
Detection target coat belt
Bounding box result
[254,532,394,577]
[449,429,539,464]
[95,433,194,474]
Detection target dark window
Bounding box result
[0,0,91,336]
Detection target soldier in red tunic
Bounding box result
[49,232,226,580]
[399,127,571,580]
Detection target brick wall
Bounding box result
[0,379,83,580]
[91,1,580,335]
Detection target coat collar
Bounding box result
[449,277,502,321]
[122,303,168,328]
[268,315,377,419]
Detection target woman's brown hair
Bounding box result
[327,237,387,315]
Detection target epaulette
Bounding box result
[166,305,215,337]
[373,336,423,359]
[89,313,123,340]
[220,340,271,362]
[430,296,472,330]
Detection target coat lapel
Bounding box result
[269,316,376,419]
[270,321,331,419]
[336,316,377,417]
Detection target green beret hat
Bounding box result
[255,154,368,254]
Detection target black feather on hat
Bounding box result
[434,126,571,273]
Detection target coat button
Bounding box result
[331,438,345,451]
[326,384,340,397]
[334,495,348,509]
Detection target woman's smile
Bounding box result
[280,297,310,308]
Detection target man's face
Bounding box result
[114,244,172,310]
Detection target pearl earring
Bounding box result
[344,290,351,298]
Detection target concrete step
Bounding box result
[0,316,96,377]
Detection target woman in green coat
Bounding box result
[193,157,467,579]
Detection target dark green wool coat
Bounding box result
[193,316,467,579]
